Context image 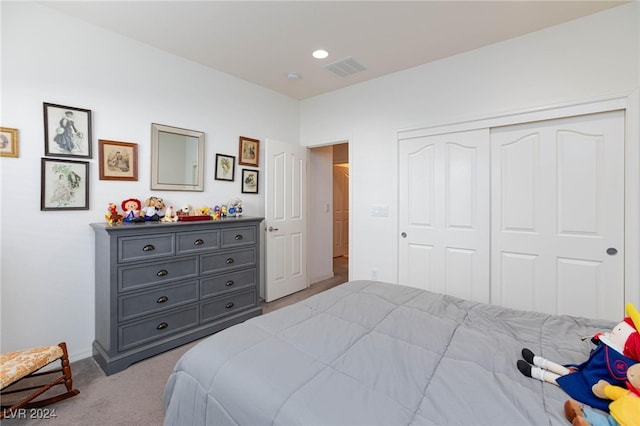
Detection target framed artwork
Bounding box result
[0,127,18,157]
[41,158,89,211]
[43,102,92,158]
[99,139,138,181]
[238,136,259,166]
[241,169,259,194]
[215,153,235,181]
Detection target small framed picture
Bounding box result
[215,153,235,181]
[241,169,259,194]
[99,139,138,181]
[0,127,18,157]
[238,136,259,167]
[43,102,92,158]
[41,158,89,211]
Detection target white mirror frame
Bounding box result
[151,123,205,192]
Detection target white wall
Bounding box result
[0,2,299,359]
[300,3,640,284]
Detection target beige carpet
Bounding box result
[2,257,348,426]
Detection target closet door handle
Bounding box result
[606,247,618,255]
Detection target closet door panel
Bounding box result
[399,129,490,303]
[491,110,624,321]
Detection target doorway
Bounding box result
[309,142,349,285]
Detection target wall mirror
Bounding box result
[151,123,205,191]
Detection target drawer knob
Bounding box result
[194,239,204,246]
[142,244,156,252]
[225,258,234,264]
[156,296,169,304]
[225,302,235,309]
[225,280,234,287]
[157,269,168,277]
[156,322,169,330]
[234,234,243,241]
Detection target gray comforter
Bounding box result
[164,280,615,425]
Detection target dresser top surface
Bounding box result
[91,216,264,233]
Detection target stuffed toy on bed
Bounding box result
[517,302,640,412]
[564,362,640,426]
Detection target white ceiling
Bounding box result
[41,1,627,100]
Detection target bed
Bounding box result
[163,280,615,425]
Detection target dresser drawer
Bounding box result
[118,280,199,322]
[221,226,257,248]
[200,268,257,299]
[201,247,256,274]
[118,234,175,263]
[177,230,219,254]
[118,306,199,351]
[200,289,257,323]
[119,257,198,292]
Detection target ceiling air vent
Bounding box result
[323,56,367,77]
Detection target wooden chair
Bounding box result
[0,342,79,419]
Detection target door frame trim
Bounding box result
[398,90,640,312]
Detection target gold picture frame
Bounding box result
[99,139,138,181]
[238,136,259,167]
[0,127,19,158]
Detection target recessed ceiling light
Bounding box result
[312,49,329,59]
[287,71,300,80]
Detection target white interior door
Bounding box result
[491,110,624,321]
[333,164,349,258]
[398,129,490,303]
[264,139,308,302]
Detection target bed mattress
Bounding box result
[164,280,615,425]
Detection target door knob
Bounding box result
[401,232,407,238]
[268,226,279,232]
[606,248,618,255]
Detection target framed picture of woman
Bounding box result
[238,136,259,167]
[41,158,89,210]
[99,139,138,181]
[43,102,92,158]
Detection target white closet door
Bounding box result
[399,129,490,302]
[491,110,624,321]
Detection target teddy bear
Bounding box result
[517,302,640,412]
[142,196,165,221]
[564,362,640,426]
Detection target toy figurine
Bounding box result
[161,205,179,222]
[229,198,243,216]
[517,303,640,412]
[121,198,144,223]
[142,196,165,221]
[213,205,221,220]
[105,203,123,225]
[564,362,640,426]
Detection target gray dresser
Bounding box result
[90,217,263,375]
